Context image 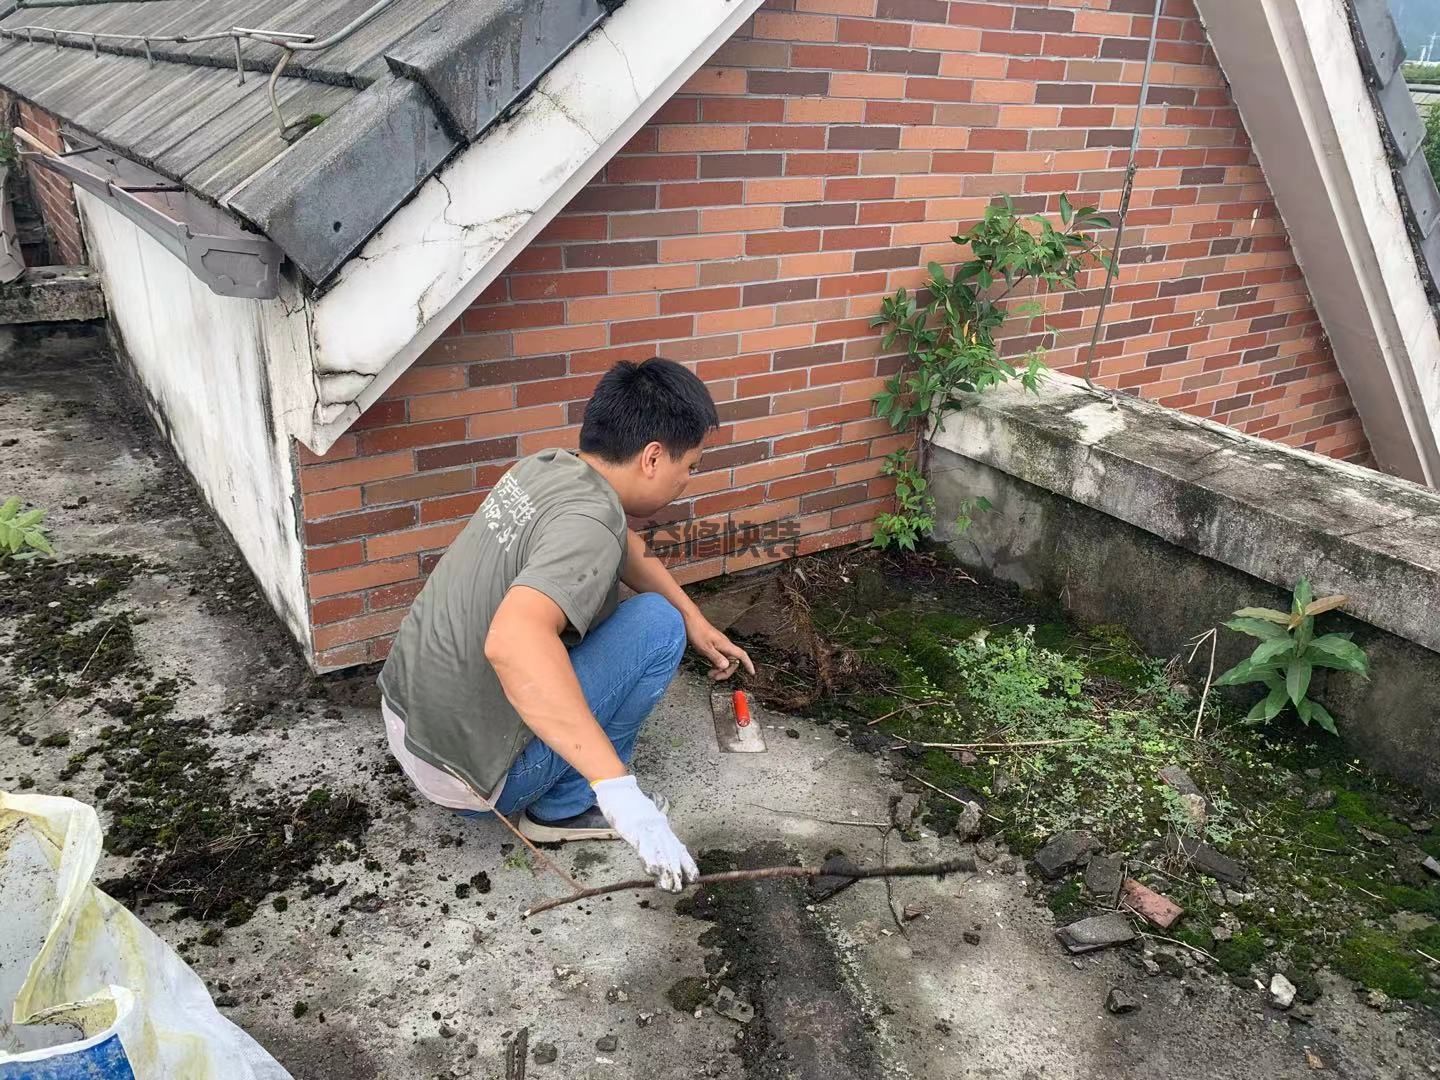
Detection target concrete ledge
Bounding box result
[930,375,1440,656]
[0,265,104,325]
[927,376,1440,793]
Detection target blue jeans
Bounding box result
[479,592,687,821]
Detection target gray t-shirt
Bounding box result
[377,449,628,799]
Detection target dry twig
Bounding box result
[889,736,1092,751]
[1143,931,1219,964]
[1186,628,1218,740]
[865,700,945,726]
[523,855,977,918]
[746,803,889,828]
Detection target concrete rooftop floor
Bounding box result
[2,327,1438,1079]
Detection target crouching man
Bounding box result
[378,358,753,891]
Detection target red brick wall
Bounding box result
[10,98,87,267]
[296,0,1372,670]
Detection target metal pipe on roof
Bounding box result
[0,0,399,135]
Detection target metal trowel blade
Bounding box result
[711,689,767,753]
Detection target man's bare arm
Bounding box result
[621,529,754,679]
[485,585,627,783]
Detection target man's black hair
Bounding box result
[580,358,719,463]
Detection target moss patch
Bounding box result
[714,547,1440,1008]
[2,555,373,926]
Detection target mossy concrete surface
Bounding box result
[4,334,1439,1077]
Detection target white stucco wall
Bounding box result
[76,190,315,647]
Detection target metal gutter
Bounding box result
[13,127,281,298]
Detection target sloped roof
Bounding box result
[0,0,616,283]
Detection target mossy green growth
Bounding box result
[1047,879,1086,919]
[727,548,1440,1010]
[1335,930,1428,1000]
[1213,929,1268,977]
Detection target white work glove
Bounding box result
[592,775,699,893]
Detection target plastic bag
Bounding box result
[0,792,291,1079]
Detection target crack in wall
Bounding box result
[534,89,603,148]
[598,24,643,104]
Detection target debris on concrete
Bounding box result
[1269,973,1297,1010]
[1158,765,1202,798]
[1105,988,1140,1015]
[712,986,755,1024]
[596,1035,618,1052]
[666,976,711,1014]
[1173,837,1248,887]
[1119,879,1183,930]
[505,1027,529,1078]
[975,838,1000,863]
[963,930,982,946]
[893,792,921,827]
[952,800,983,841]
[807,851,862,903]
[1035,830,1100,879]
[532,1041,558,1065]
[1085,854,1125,906]
[902,903,927,922]
[1056,914,1137,954]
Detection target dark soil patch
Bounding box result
[675,844,887,1079]
[0,553,147,697]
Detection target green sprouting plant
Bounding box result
[951,625,1089,731]
[871,195,1112,547]
[951,494,993,536]
[0,130,17,170]
[1214,579,1369,734]
[0,497,55,563]
[872,451,934,552]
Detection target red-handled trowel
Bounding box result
[711,688,767,753]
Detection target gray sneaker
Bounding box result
[516,792,670,844]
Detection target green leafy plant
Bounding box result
[0,497,55,563]
[870,195,1112,549]
[872,451,934,552]
[0,130,17,170]
[1214,579,1369,734]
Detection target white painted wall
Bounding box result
[77,190,315,647]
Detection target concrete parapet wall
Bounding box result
[928,375,1440,794]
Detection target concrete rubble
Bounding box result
[1119,879,1183,930]
[1055,914,1137,954]
[1084,854,1125,907]
[1034,830,1100,879]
